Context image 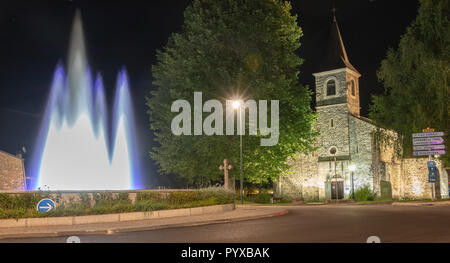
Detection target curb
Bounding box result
[0,203,235,229]
[0,207,288,240]
[392,201,450,206]
[352,202,393,206]
[106,209,289,235]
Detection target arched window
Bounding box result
[350,80,355,96]
[326,80,336,96]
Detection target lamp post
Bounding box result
[233,100,244,205]
[349,165,356,200]
[330,147,337,203]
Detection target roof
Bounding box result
[316,15,360,75]
[349,113,374,125]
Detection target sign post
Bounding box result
[412,129,445,201]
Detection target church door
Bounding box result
[331,181,344,199]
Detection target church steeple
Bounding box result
[321,13,359,75]
[313,11,361,117]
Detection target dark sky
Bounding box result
[0,0,418,188]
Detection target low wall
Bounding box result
[390,158,449,200]
[0,203,235,228]
[0,189,196,205]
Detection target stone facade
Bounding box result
[275,152,319,201]
[0,150,26,191]
[275,81,449,201]
[275,16,449,201]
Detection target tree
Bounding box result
[370,0,449,165]
[146,0,316,187]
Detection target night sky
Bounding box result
[0,0,418,188]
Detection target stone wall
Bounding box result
[345,70,360,117]
[314,69,347,104]
[374,129,448,200]
[0,150,26,191]
[392,158,448,200]
[274,151,323,202]
[348,115,376,192]
[316,104,350,158]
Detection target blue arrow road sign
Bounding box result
[36,199,56,213]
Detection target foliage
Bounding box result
[0,188,234,219]
[239,189,273,204]
[146,0,317,186]
[353,185,376,202]
[0,192,51,210]
[248,193,272,204]
[369,0,449,165]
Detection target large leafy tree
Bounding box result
[370,0,449,165]
[147,0,316,186]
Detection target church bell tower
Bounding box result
[313,14,361,118]
[312,13,362,200]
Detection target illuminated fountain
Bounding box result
[33,11,138,190]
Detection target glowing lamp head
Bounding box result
[232,100,241,109]
[349,165,356,172]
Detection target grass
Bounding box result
[0,187,234,219]
[355,200,393,204]
[353,185,376,202]
[304,201,326,205]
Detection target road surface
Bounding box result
[2,204,449,243]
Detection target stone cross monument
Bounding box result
[219,159,233,191]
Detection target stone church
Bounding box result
[274,16,449,202]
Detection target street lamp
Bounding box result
[330,147,337,203]
[233,100,244,205]
[349,164,356,200]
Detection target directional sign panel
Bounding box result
[412,132,445,138]
[413,137,444,145]
[413,144,446,151]
[36,199,56,213]
[413,150,446,156]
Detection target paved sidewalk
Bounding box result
[0,205,288,240]
[392,200,450,206]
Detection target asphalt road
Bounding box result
[2,204,450,243]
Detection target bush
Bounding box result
[354,185,376,202]
[199,187,234,204]
[0,188,234,219]
[244,190,272,204]
[167,191,201,204]
[136,192,164,202]
[256,193,272,204]
[0,193,49,210]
